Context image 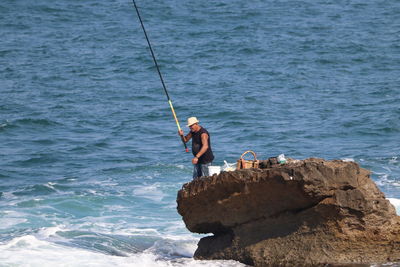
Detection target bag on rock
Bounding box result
[237,150,260,169]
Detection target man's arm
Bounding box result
[194,133,209,159]
[178,130,192,143]
[192,133,209,165]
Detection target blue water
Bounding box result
[1,0,399,266]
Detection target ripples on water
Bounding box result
[1,0,399,266]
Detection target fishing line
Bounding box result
[132,0,188,152]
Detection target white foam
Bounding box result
[114,227,161,236]
[51,219,164,238]
[103,205,129,212]
[169,259,246,267]
[163,221,194,236]
[1,191,17,200]
[374,172,400,188]
[132,183,166,202]
[176,164,185,169]
[0,120,9,128]
[90,178,119,187]
[37,226,65,238]
[0,235,137,266]
[44,182,57,191]
[374,173,390,186]
[388,198,400,215]
[341,158,355,162]
[389,157,398,164]
[0,210,29,229]
[0,234,246,267]
[0,217,27,229]
[146,238,199,258]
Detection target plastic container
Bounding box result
[278,154,287,164]
[208,166,221,176]
[222,160,236,171]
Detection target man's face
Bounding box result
[189,123,199,132]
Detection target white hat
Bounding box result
[187,117,199,127]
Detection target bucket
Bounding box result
[208,166,221,176]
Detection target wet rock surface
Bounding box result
[177,158,400,266]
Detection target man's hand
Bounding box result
[192,157,199,164]
[178,130,191,144]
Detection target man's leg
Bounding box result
[193,164,202,179]
[200,163,211,177]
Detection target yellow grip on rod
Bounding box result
[168,100,182,131]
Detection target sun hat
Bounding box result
[187,117,199,127]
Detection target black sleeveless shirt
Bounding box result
[191,127,214,164]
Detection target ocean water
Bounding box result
[1,0,399,266]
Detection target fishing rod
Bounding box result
[132,0,188,153]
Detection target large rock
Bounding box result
[176,158,400,266]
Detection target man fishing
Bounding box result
[178,117,214,179]
[133,2,211,175]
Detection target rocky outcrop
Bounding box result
[176,158,400,266]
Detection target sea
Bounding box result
[1,0,399,266]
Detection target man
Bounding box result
[178,117,214,179]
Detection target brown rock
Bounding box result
[176,158,400,266]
